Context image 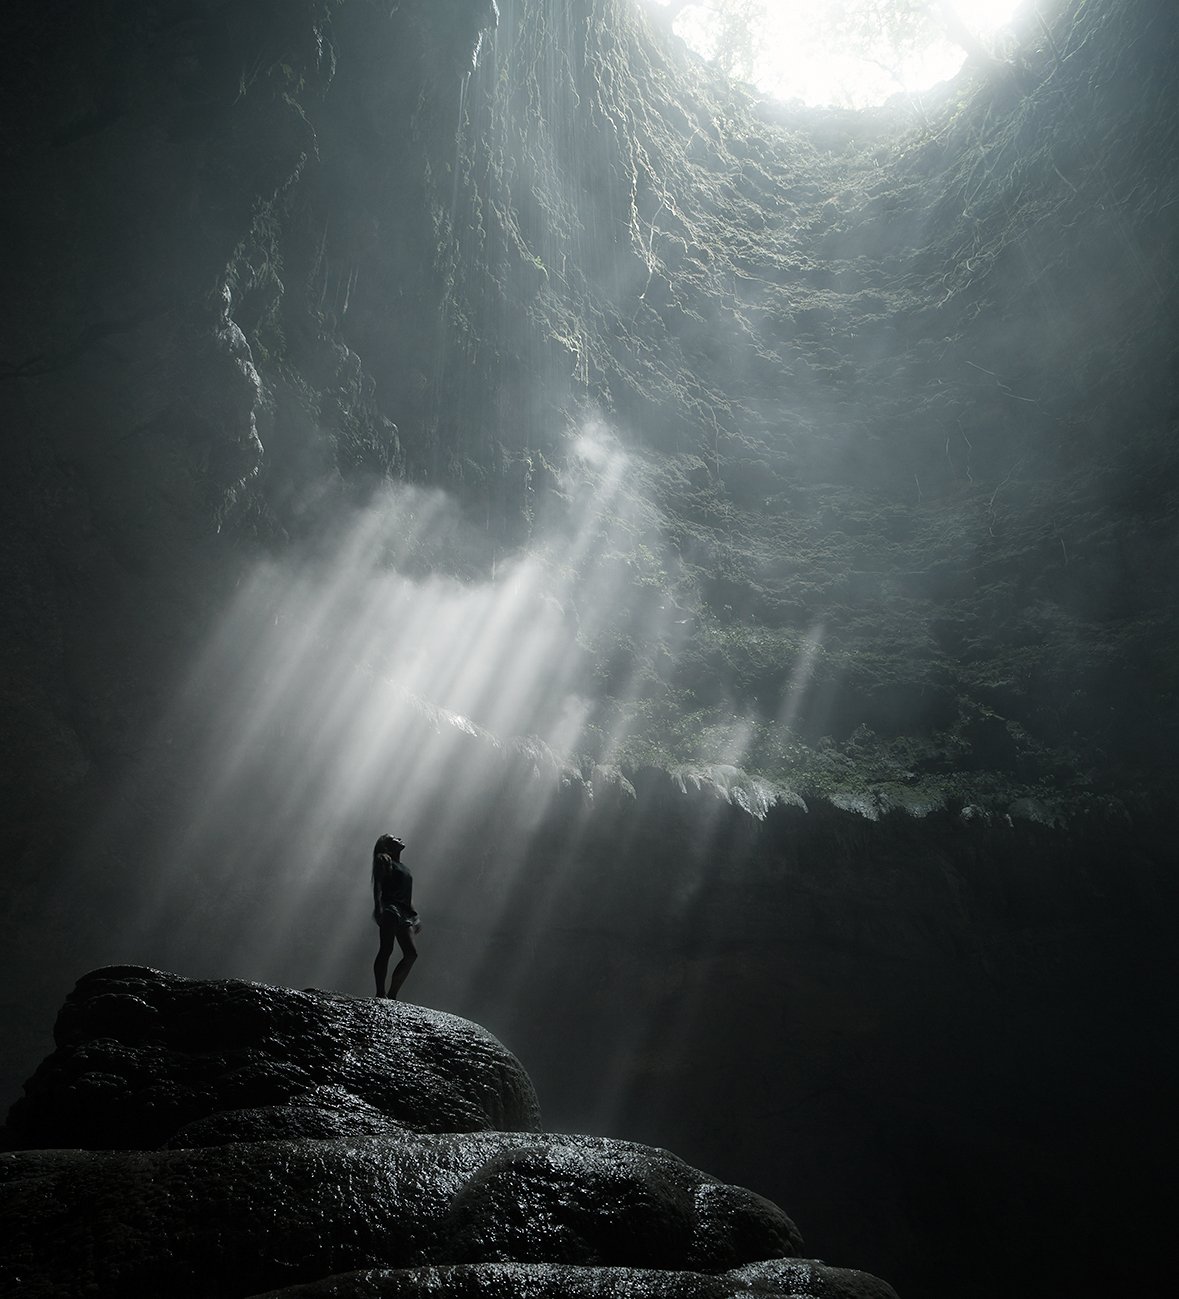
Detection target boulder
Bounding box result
[248,1259,900,1297]
[0,970,898,1299]
[1,966,540,1150]
[0,1133,803,1298]
[166,1099,411,1147]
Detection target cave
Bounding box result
[1,2,1176,1296]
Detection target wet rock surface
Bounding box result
[247,1258,898,1298]
[0,1138,801,1297]
[0,969,897,1299]
[1,966,540,1150]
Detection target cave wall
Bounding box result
[5,0,1177,811]
[2,3,1178,1298]
[393,0,1179,795]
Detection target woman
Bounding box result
[371,833,421,999]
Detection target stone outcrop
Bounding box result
[2,966,540,1150]
[250,1260,900,1298]
[0,968,895,1299]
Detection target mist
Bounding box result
[83,420,695,1001]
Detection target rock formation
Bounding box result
[3,965,540,1150]
[0,967,895,1299]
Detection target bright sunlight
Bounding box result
[650,0,1026,108]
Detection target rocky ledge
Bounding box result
[0,967,896,1298]
[2,965,541,1149]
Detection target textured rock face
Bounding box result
[250,1259,900,1298]
[0,1138,802,1297]
[0,970,899,1299]
[1,966,540,1150]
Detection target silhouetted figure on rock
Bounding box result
[372,834,421,999]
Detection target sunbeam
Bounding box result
[105,420,732,1014]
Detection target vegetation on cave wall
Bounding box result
[213,0,1178,815]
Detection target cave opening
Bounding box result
[648,0,1028,107]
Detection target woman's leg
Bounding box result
[386,925,418,1000]
[373,923,398,997]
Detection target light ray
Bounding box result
[108,416,711,1001]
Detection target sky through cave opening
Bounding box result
[648,0,1027,108]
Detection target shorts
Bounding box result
[378,908,419,933]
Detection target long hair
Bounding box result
[372,835,398,919]
[372,834,398,869]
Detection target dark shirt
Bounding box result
[374,856,417,925]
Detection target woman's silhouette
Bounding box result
[371,834,421,999]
